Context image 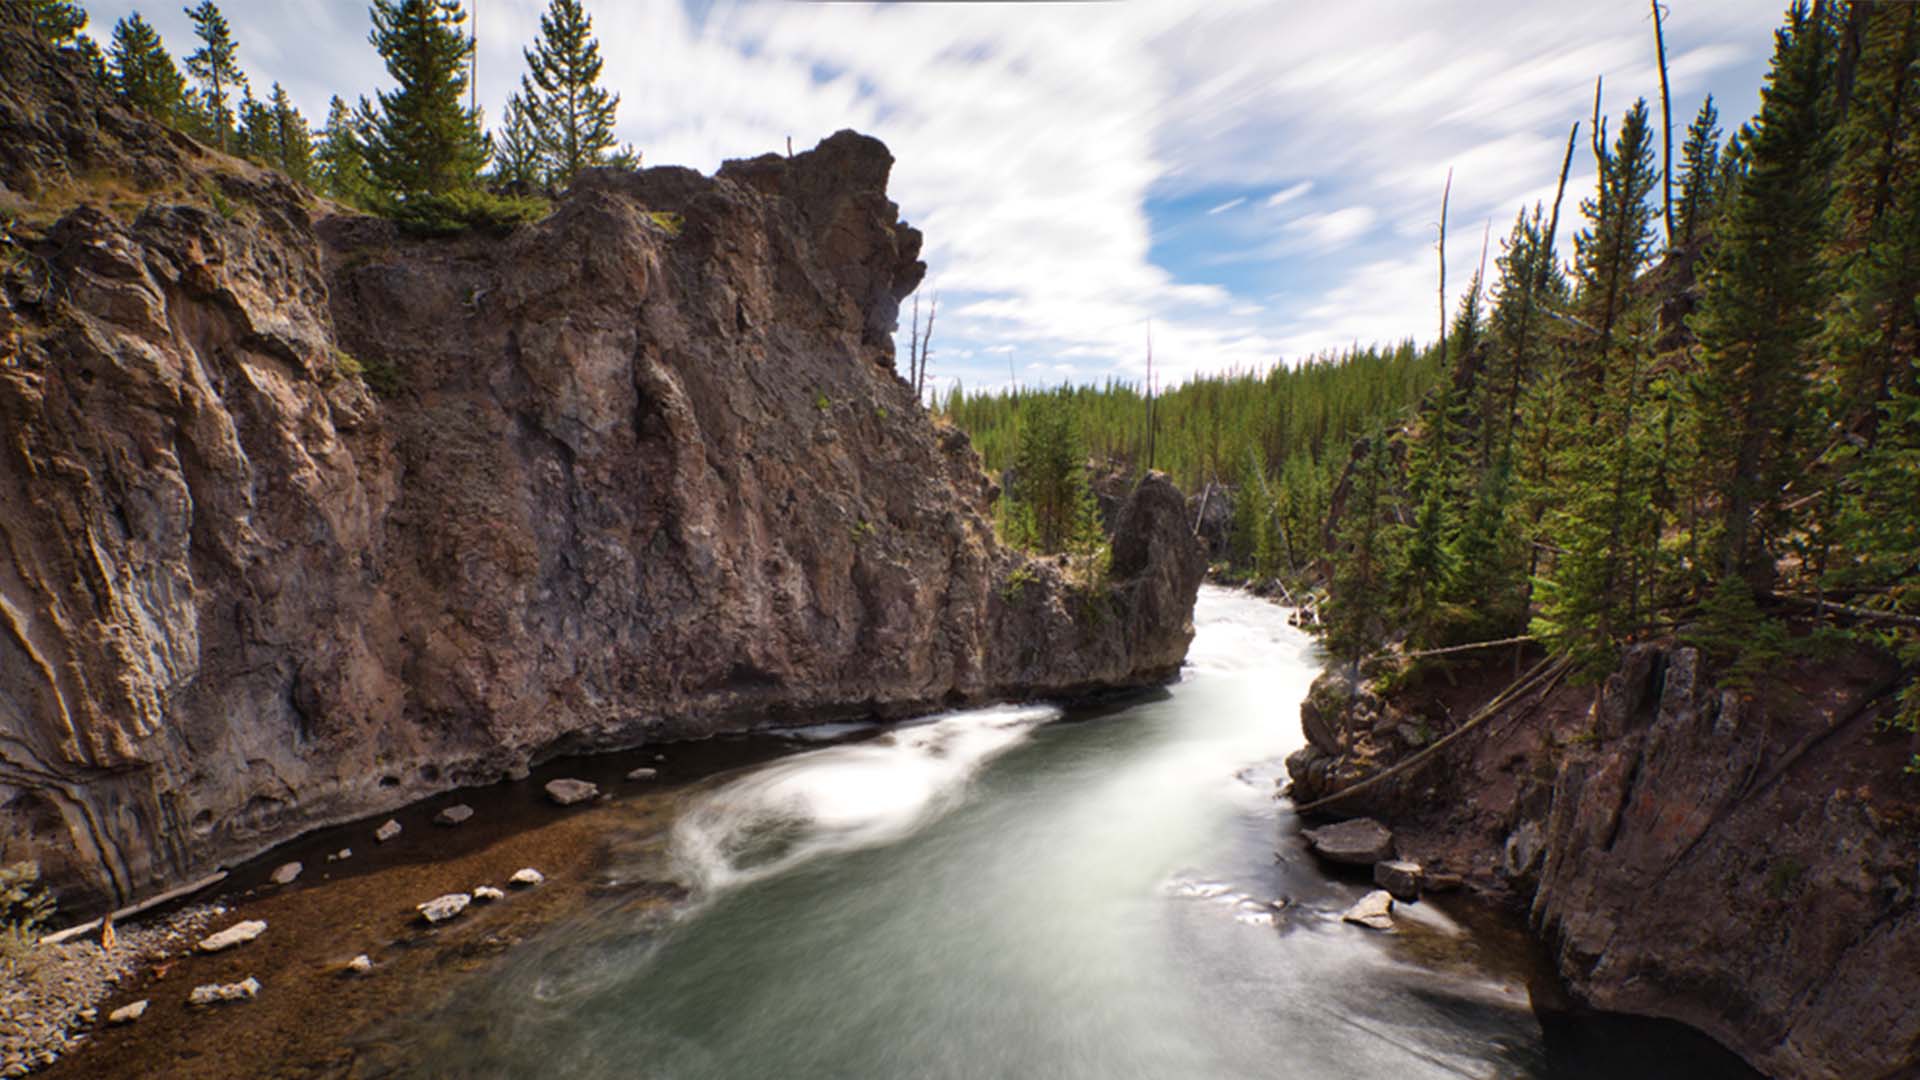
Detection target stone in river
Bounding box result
[545,778,598,806]
[1374,860,1423,901]
[509,868,545,887]
[375,820,402,843]
[434,804,475,826]
[346,955,373,976]
[416,893,471,924]
[196,920,267,953]
[472,885,505,902]
[107,1000,148,1024]
[1301,818,1395,866]
[188,977,260,1006]
[1341,890,1395,931]
[625,767,659,781]
[269,861,302,885]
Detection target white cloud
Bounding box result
[78,0,1780,391]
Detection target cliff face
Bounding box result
[0,24,1203,911]
[1287,644,1920,1079]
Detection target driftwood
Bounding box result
[37,870,229,947]
[1292,655,1571,815]
[1400,634,1538,660]
[1768,592,1920,630]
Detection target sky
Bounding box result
[81,0,1787,397]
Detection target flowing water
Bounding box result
[367,587,1741,1079]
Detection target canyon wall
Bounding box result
[0,20,1203,912]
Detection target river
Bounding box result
[360,586,1741,1079]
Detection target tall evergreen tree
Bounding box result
[314,96,374,207]
[1821,1,1920,437]
[109,13,188,121]
[1323,432,1403,662]
[183,1,243,152]
[357,0,488,200]
[490,93,545,193]
[518,0,627,187]
[1690,2,1836,585]
[1004,395,1102,556]
[28,0,87,45]
[265,83,313,185]
[1676,95,1724,244]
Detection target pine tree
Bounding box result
[1005,394,1102,556]
[314,96,374,207]
[236,84,272,161]
[1533,100,1663,664]
[28,0,87,45]
[518,0,628,187]
[358,0,488,200]
[1821,1,1920,439]
[266,83,313,185]
[183,1,244,152]
[490,93,545,193]
[109,13,188,121]
[1676,96,1724,244]
[1690,2,1836,586]
[1324,432,1403,662]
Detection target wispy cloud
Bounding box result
[1206,196,1247,215]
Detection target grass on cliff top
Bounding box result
[391,190,550,238]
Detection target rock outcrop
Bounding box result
[1286,641,1920,1079]
[0,20,1203,913]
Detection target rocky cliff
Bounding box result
[0,22,1204,913]
[1287,643,1920,1079]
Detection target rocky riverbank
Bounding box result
[0,9,1204,920]
[1284,639,1920,1079]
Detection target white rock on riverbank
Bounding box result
[196,920,267,953]
[1341,890,1396,931]
[188,977,260,1006]
[509,868,545,887]
[416,894,471,924]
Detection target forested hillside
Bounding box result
[939,342,1440,573]
[1318,2,1919,747]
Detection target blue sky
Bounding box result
[81,0,1784,396]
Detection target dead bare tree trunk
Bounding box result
[918,294,936,404]
[908,294,920,390]
[1651,0,1675,244]
[1437,169,1452,360]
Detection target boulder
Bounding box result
[625,767,659,782]
[269,862,302,886]
[188,978,261,1006]
[1301,818,1395,866]
[1374,860,1423,901]
[434,804,475,826]
[346,955,372,976]
[1341,890,1395,931]
[375,820,402,843]
[509,868,545,887]
[196,920,267,953]
[106,1000,148,1025]
[545,779,599,806]
[472,885,505,902]
[416,894,471,924]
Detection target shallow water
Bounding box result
[363,587,1744,1079]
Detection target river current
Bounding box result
[367,586,1739,1079]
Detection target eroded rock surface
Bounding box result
[0,18,1203,914]
[1286,641,1920,1079]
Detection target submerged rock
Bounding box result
[1341,890,1395,931]
[434,804,475,827]
[196,920,267,953]
[416,894,471,924]
[375,821,403,843]
[269,862,302,886]
[509,868,545,888]
[545,779,599,806]
[188,978,260,1006]
[1301,819,1395,866]
[625,767,659,782]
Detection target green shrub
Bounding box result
[0,862,56,968]
[391,189,550,237]
[645,210,683,236]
